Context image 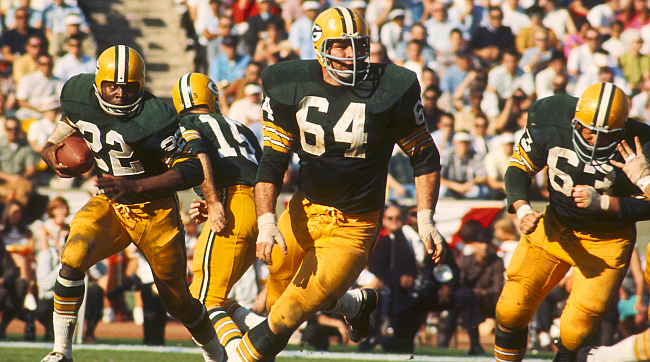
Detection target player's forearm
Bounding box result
[197,153,219,206]
[414,170,440,212]
[255,181,279,216]
[135,169,184,194]
[505,166,533,213]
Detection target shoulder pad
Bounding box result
[364,64,419,113]
[528,94,577,131]
[61,73,95,105]
[127,92,177,138]
[262,60,323,105]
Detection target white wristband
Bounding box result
[637,175,650,192]
[516,204,534,221]
[599,194,610,211]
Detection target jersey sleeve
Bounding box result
[393,81,441,176]
[179,119,208,155]
[505,124,548,212]
[143,121,204,190]
[256,93,297,188]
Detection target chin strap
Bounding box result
[93,84,143,116]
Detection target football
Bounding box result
[55,136,94,176]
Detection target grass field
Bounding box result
[0,335,556,362]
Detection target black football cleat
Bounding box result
[345,288,379,343]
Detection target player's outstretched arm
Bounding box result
[611,136,650,198]
[96,170,184,203]
[254,181,287,265]
[414,170,446,266]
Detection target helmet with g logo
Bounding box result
[172,73,221,114]
[312,7,370,86]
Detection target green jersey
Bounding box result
[180,113,262,198]
[506,94,650,231]
[257,60,440,214]
[60,74,203,204]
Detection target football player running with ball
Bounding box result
[225,7,444,362]
[172,72,263,359]
[39,46,225,362]
[494,82,650,362]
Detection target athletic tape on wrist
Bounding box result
[516,204,534,221]
[637,175,650,192]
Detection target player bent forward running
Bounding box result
[39,46,225,362]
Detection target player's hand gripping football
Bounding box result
[611,136,650,193]
[417,209,446,266]
[256,213,287,265]
[41,143,74,178]
[96,174,142,204]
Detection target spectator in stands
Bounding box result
[369,41,391,63]
[42,0,89,57]
[364,0,392,41]
[487,49,535,103]
[244,0,285,56]
[1,7,45,64]
[387,147,415,201]
[221,61,262,111]
[484,132,515,199]
[619,32,650,94]
[618,0,650,30]
[602,20,627,61]
[52,34,96,81]
[6,0,43,30]
[252,21,297,65]
[0,118,39,205]
[519,28,555,75]
[470,114,494,156]
[502,0,530,36]
[396,40,436,85]
[422,85,450,133]
[227,83,263,142]
[27,96,60,153]
[37,196,69,252]
[15,53,63,120]
[535,49,575,99]
[457,219,504,324]
[573,56,629,96]
[587,0,619,35]
[209,35,251,87]
[394,23,435,65]
[424,1,460,53]
[452,71,500,130]
[288,0,320,60]
[61,13,96,59]
[12,35,44,87]
[567,27,604,78]
[0,239,29,340]
[440,131,487,199]
[440,50,474,100]
[380,8,406,61]
[470,7,514,68]
[448,0,488,40]
[563,17,590,59]
[193,0,222,74]
[539,0,575,46]
[515,5,559,56]
[454,88,488,134]
[630,76,650,121]
[0,64,17,116]
[431,113,455,152]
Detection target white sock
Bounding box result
[588,334,638,362]
[133,306,144,326]
[231,306,265,333]
[52,313,77,359]
[225,337,241,361]
[194,336,226,362]
[323,289,362,319]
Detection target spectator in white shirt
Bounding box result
[227,83,263,142]
[15,53,63,120]
[501,0,530,36]
[486,49,534,101]
[380,8,406,61]
[288,0,320,60]
[587,0,620,35]
[27,96,60,153]
[52,34,95,81]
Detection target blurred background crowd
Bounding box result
[0,0,647,357]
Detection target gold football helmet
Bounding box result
[172,73,220,114]
[94,45,146,116]
[572,82,629,166]
[312,7,370,86]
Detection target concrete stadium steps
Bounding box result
[81,0,193,101]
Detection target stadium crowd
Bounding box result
[0,0,647,360]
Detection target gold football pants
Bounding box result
[496,208,634,351]
[190,185,258,308]
[266,190,382,334]
[62,194,192,319]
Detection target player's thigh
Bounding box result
[497,219,570,329]
[266,193,308,310]
[190,188,257,306]
[63,195,131,272]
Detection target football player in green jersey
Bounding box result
[225,7,444,362]
[494,82,650,362]
[172,72,263,359]
[39,46,225,362]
